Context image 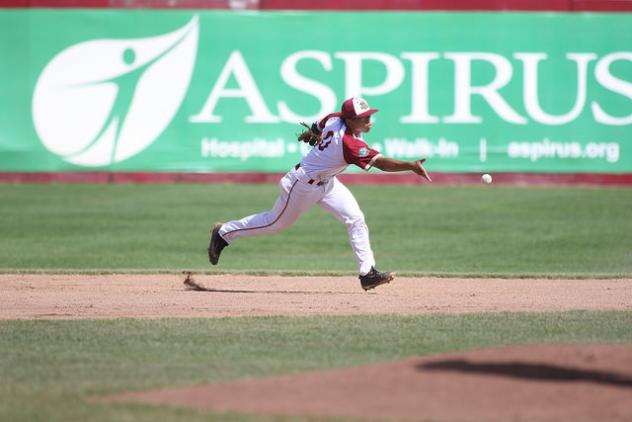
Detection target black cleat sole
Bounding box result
[208,223,222,265]
[361,273,395,291]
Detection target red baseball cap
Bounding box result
[340,97,379,119]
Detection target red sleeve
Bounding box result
[342,134,382,170]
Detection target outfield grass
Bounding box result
[1,311,631,422]
[0,183,630,276]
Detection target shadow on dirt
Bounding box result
[419,359,632,388]
[182,272,364,295]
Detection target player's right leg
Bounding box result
[218,172,320,244]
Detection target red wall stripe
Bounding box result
[1,172,631,186]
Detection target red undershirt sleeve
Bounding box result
[342,134,382,170]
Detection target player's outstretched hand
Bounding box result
[373,156,431,181]
[413,158,432,182]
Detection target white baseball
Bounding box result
[481,173,492,184]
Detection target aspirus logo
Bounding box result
[32,16,199,167]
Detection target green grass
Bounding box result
[0,183,631,276]
[1,311,631,422]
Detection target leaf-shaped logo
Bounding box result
[32,16,199,167]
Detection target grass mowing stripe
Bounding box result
[1,268,629,279]
[0,184,631,276]
[1,312,631,387]
[0,311,632,392]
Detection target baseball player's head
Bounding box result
[341,97,379,134]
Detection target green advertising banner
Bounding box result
[0,10,630,173]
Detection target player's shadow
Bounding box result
[187,286,356,295]
[418,359,632,388]
[183,275,362,295]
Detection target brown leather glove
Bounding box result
[297,122,322,146]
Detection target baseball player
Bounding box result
[208,97,432,291]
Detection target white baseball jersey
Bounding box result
[296,114,382,183]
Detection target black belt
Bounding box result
[294,163,325,186]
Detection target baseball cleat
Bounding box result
[208,223,227,265]
[359,267,394,291]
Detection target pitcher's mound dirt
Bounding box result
[112,344,632,422]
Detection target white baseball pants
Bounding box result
[218,170,376,275]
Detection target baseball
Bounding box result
[481,173,493,184]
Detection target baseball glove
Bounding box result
[297,122,322,146]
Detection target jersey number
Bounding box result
[318,131,334,151]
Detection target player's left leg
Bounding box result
[317,178,376,275]
[318,178,394,290]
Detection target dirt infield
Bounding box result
[1,273,630,319]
